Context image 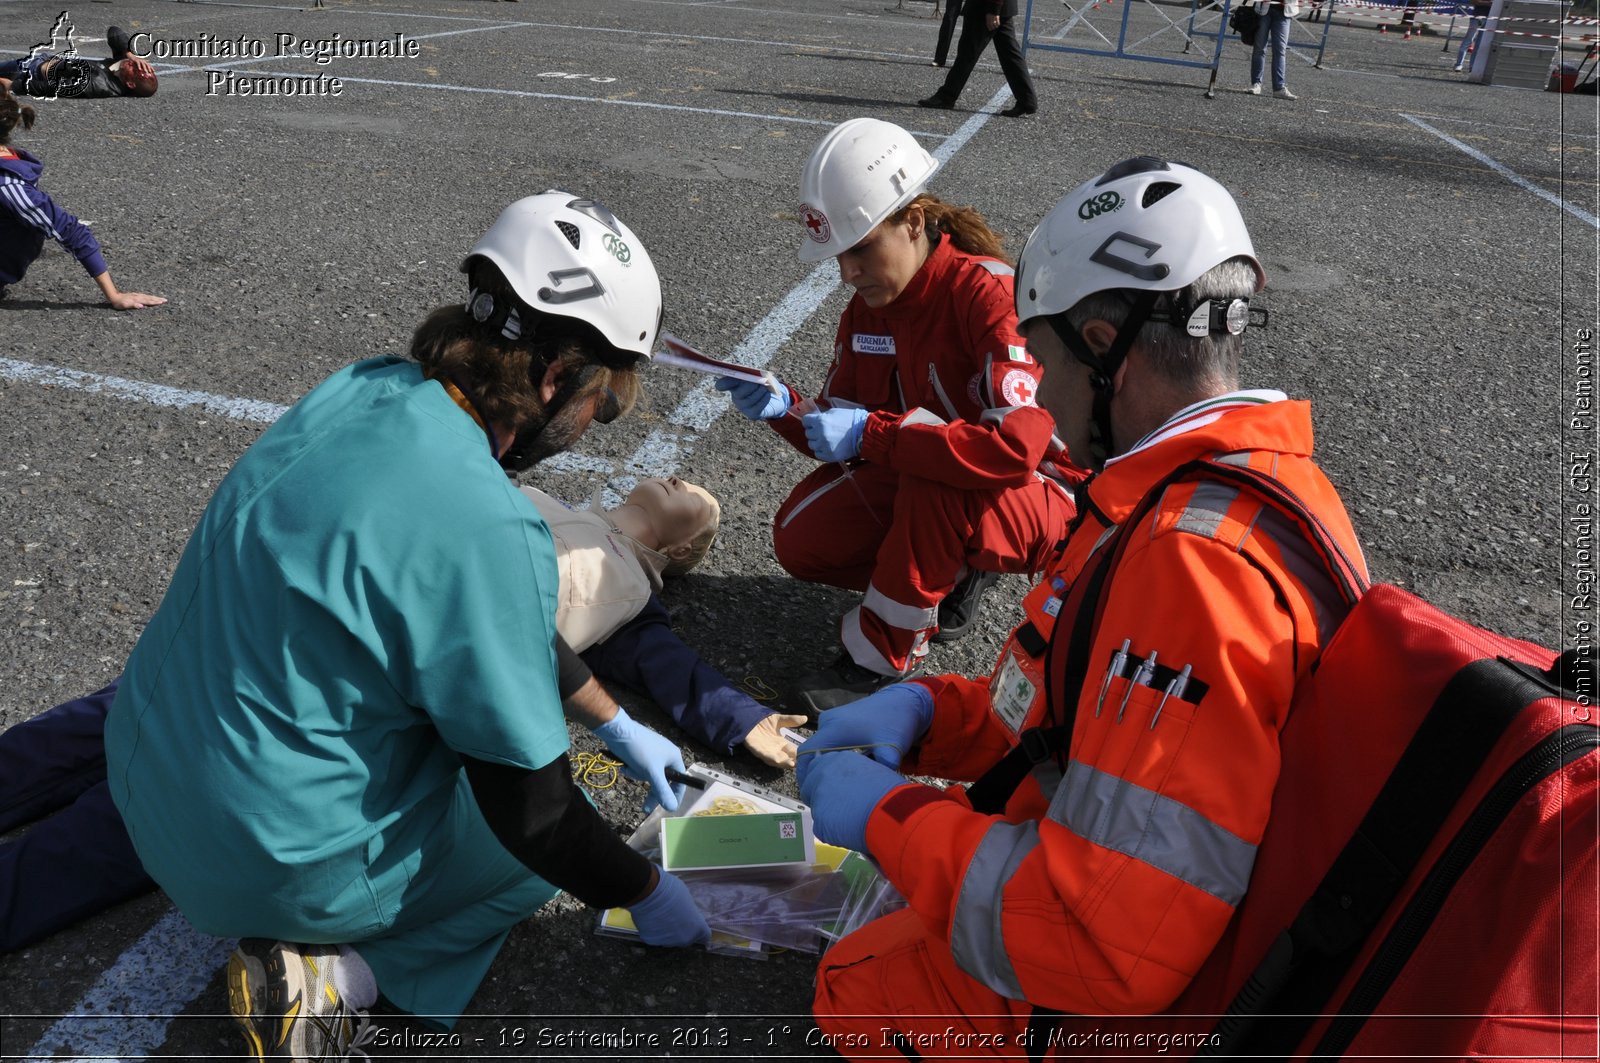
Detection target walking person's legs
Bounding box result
[990,17,1037,113]
[1270,7,1293,94]
[934,0,962,65]
[1455,17,1483,68]
[1249,13,1268,89]
[923,9,993,106]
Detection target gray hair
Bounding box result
[1065,257,1257,393]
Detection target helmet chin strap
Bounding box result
[1045,290,1159,467]
[497,361,605,473]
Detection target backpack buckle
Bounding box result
[1018,727,1053,765]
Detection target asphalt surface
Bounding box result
[0,0,1595,1059]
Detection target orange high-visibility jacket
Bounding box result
[863,396,1368,1016]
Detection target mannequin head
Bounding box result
[612,477,721,577]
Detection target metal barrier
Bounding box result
[1021,0,1331,95]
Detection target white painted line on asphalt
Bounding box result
[166,0,309,10]
[191,21,530,72]
[1412,112,1598,140]
[1402,112,1600,229]
[200,71,867,127]
[371,18,934,64]
[0,358,290,423]
[22,909,235,1063]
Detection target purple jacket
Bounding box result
[0,148,107,286]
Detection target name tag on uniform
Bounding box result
[991,649,1037,734]
[852,333,896,355]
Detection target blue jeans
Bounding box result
[1250,5,1292,91]
[1455,16,1485,65]
[0,53,51,93]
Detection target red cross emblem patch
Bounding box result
[800,203,831,245]
[1000,368,1038,407]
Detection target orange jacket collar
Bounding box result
[1085,397,1316,519]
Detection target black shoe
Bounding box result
[999,102,1038,118]
[917,94,955,109]
[933,569,1000,643]
[790,653,898,720]
[931,58,947,67]
[106,26,132,60]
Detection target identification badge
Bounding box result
[852,333,897,355]
[991,646,1039,734]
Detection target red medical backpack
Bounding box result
[989,461,1599,1060]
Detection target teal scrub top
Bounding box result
[105,357,568,932]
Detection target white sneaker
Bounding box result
[1249,82,1262,94]
[229,939,375,1061]
[1453,62,1464,71]
[1274,87,1297,99]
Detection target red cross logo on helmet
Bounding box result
[800,204,831,245]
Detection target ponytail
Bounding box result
[893,193,1010,263]
[0,87,36,145]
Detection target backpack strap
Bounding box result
[966,458,1365,817]
[963,458,1364,1061]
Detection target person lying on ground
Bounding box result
[0,85,164,309]
[0,26,158,100]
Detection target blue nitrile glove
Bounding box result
[592,706,687,813]
[797,683,934,783]
[715,376,791,420]
[796,750,910,854]
[628,867,712,947]
[802,406,869,462]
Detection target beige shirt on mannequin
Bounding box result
[519,486,671,653]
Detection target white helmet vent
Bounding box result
[1142,182,1180,208]
[556,221,581,250]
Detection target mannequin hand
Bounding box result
[740,713,809,769]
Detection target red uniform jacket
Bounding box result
[769,235,1072,489]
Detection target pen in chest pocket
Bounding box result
[1095,638,1133,718]
[1117,650,1159,723]
[1150,663,1193,731]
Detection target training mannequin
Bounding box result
[523,477,806,769]
[521,477,717,653]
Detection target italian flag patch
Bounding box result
[1008,345,1032,363]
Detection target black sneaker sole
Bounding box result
[106,26,132,59]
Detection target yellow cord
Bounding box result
[571,751,624,790]
[690,795,764,817]
[739,675,780,702]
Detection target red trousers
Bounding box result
[773,463,1072,675]
[813,907,1031,1059]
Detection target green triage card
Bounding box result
[659,811,812,872]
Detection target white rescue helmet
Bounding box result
[796,118,940,263]
[1015,157,1265,327]
[461,191,662,363]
